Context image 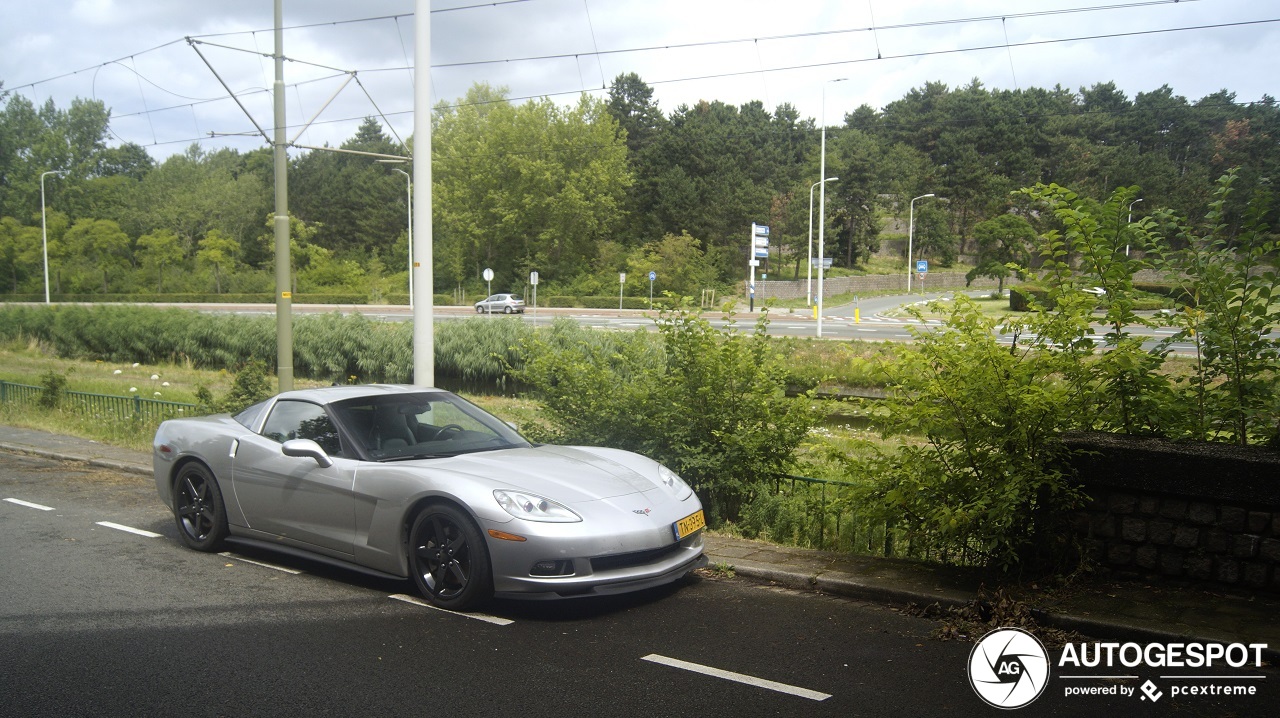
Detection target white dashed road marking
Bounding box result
[4,498,55,511]
[641,654,832,701]
[95,521,163,538]
[219,552,305,575]
[388,593,514,626]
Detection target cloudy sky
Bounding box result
[2,0,1276,160]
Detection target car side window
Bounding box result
[260,400,343,458]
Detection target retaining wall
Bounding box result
[1064,433,1280,593]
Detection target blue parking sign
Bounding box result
[916,260,928,273]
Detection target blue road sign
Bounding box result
[917,259,928,273]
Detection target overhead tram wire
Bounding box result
[426,17,1280,111]
[9,0,1196,95]
[428,0,1201,70]
[104,14,1279,155]
[7,1,532,94]
[28,3,1271,156]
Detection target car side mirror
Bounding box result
[281,439,334,468]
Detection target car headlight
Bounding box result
[658,465,694,501]
[493,490,581,523]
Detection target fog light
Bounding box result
[530,559,574,577]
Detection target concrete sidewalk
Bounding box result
[2,422,1277,658]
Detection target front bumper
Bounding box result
[486,525,707,600]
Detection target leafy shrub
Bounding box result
[220,360,274,414]
[850,297,1083,572]
[576,295,650,309]
[38,369,70,409]
[513,308,819,523]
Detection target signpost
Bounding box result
[749,223,769,312]
[916,259,927,293]
[619,272,626,310]
[529,270,539,325]
[648,270,656,307]
[482,267,493,316]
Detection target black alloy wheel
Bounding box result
[408,504,492,610]
[173,463,228,551]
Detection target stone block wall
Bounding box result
[1064,433,1280,593]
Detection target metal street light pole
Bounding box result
[807,176,837,308]
[817,77,846,339]
[40,170,64,304]
[907,193,935,294]
[1126,198,1143,257]
[393,168,413,307]
[377,158,414,307]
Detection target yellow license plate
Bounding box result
[673,509,706,540]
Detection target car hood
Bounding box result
[420,445,658,503]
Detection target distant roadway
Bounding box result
[115,292,1206,354]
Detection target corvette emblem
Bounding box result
[632,508,652,515]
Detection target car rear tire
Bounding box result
[503,306,513,314]
[173,463,228,552]
[408,504,492,610]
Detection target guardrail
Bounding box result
[0,381,197,422]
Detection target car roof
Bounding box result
[274,384,449,406]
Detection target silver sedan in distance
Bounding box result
[153,385,707,610]
[474,293,525,314]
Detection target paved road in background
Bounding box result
[130,293,1206,353]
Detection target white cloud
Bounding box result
[2,0,1276,159]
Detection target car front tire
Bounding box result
[173,462,229,552]
[475,305,484,314]
[408,504,492,610]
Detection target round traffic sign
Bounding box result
[482,268,494,282]
[649,271,656,282]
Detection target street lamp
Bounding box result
[40,170,64,304]
[807,176,838,307]
[817,77,846,338]
[378,159,413,307]
[907,193,935,294]
[1126,198,1143,257]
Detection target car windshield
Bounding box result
[330,391,531,461]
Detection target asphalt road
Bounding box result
[1,452,1272,717]
[118,295,1216,351]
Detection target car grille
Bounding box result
[590,541,683,573]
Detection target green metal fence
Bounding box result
[0,380,197,422]
[761,472,983,566]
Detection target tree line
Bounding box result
[1,74,1277,300]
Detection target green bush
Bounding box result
[545,296,578,307]
[576,295,650,309]
[851,297,1083,572]
[0,305,535,391]
[1009,284,1053,311]
[513,309,819,523]
[38,369,70,409]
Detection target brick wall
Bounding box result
[1064,433,1280,593]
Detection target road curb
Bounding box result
[720,559,974,610]
[721,557,1280,662]
[0,443,151,477]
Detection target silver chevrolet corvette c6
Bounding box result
[153,384,707,610]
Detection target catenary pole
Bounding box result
[273,0,293,392]
[413,0,435,386]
